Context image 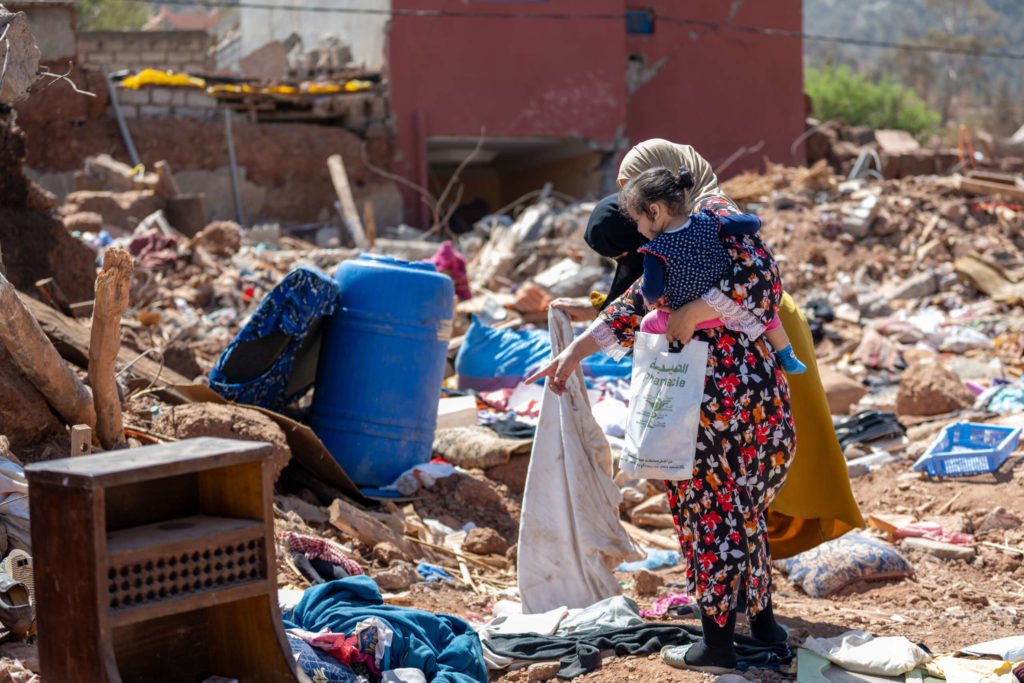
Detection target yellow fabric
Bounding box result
[590,291,607,311]
[926,654,1020,683]
[617,139,724,215]
[766,293,864,558]
[121,68,206,90]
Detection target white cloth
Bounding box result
[517,309,643,613]
[803,630,931,676]
[962,635,1024,662]
[381,669,427,683]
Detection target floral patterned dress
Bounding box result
[590,197,796,626]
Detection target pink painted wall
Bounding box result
[388,0,805,224]
[624,1,805,173]
[389,0,625,224]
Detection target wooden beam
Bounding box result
[327,154,369,249]
[19,292,190,386]
[362,200,376,248]
[0,272,96,428]
[89,248,132,450]
[35,277,73,317]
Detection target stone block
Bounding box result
[171,108,215,120]
[141,51,167,65]
[184,90,217,108]
[117,88,151,106]
[138,104,170,117]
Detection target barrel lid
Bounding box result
[357,253,437,273]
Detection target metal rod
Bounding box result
[100,64,140,168]
[223,108,245,227]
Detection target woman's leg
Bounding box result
[664,333,796,668]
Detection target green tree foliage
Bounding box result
[805,66,941,139]
[78,0,153,31]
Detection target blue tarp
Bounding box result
[455,315,632,392]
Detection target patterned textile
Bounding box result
[639,208,733,308]
[282,532,364,576]
[774,532,913,598]
[286,631,362,683]
[425,240,472,301]
[209,266,338,409]
[596,198,795,627]
[640,592,694,618]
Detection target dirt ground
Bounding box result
[269,442,1024,682]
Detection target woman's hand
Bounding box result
[550,297,597,322]
[525,345,582,395]
[663,299,715,345]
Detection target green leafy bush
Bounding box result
[805,66,941,139]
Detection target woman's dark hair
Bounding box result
[618,165,695,220]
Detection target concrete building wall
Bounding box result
[389,0,625,224]
[624,0,806,174]
[77,30,215,74]
[237,0,390,71]
[388,0,806,224]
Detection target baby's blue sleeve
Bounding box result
[718,214,761,236]
[640,252,667,303]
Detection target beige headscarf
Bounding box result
[617,139,724,215]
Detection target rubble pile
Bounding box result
[3,113,1024,680]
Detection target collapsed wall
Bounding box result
[13,66,403,228]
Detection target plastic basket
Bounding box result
[912,421,1021,477]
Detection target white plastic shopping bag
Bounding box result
[620,332,709,480]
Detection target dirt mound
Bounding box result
[152,402,291,478]
[896,363,976,416]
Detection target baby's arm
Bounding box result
[718,213,761,236]
[640,252,668,307]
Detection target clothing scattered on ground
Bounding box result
[486,622,792,678]
[284,576,487,683]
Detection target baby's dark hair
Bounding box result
[619,166,695,221]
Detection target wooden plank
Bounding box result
[112,609,211,683]
[363,200,376,247]
[110,580,267,628]
[327,154,369,249]
[19,293,190,385]
[958,176,1024,200]
[620,520,680,551]
[71,424,93,456]
[35,277,73,316]
[29,483,116,682]
[106,515,263,561]
[24,437,270,488]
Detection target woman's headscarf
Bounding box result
[584,193,646,309]
[617,139,723,216]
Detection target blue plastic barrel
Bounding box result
[309,254,455,488]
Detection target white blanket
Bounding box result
[517,309,642,613]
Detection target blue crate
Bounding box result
[912,421,1021,477]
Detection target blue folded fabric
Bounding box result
[284,576,487,683]
[209,266,338,409]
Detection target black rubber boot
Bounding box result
[750,598,789,643]
[684,610,738,671]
